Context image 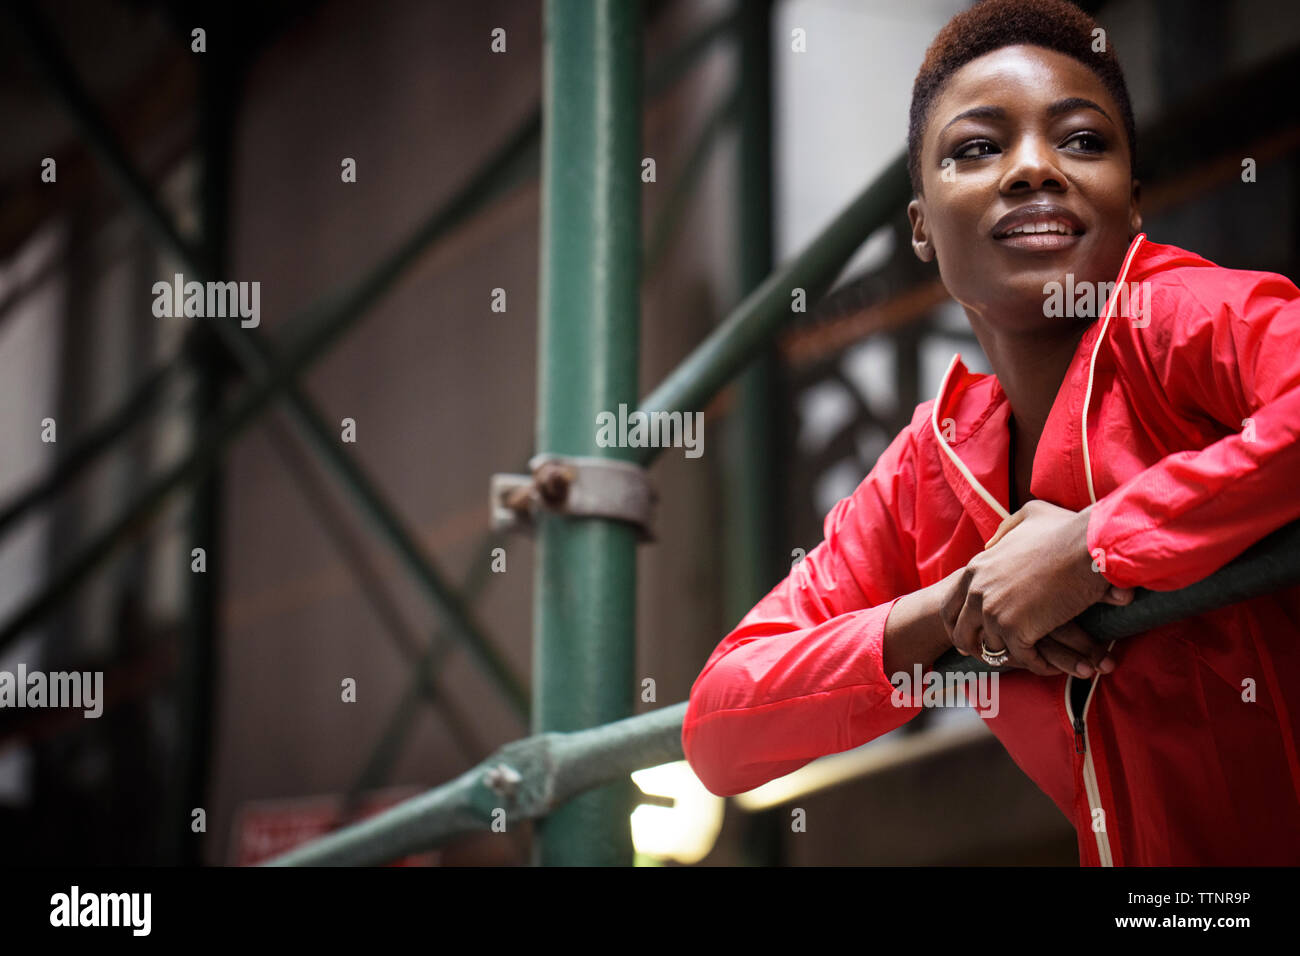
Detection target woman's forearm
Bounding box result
[882,574,957,678]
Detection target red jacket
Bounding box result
[682,234,1300,865]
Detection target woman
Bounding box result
[682,0,1300,866]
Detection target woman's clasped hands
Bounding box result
[940,500,1134,679]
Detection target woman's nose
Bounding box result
[1000,136,1066,192]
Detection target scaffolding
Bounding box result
[4,0,1300,867]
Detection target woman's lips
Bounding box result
[990,204,1086,251]
[994,230,1083,252]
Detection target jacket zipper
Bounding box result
[1064,652,1116,867]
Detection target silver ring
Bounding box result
[980,638,1009,667]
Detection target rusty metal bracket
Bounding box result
[491,454,657,541]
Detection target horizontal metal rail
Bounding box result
[269,514,1300,865]
[266,702,688,866]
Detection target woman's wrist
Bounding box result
[882,577,956,678]
[1067,505,1105,592]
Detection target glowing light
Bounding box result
[630,761,724,864]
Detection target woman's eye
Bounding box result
[953,140,997,160]
[1063,131,1105,152]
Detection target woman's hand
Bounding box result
[941,501,1134,677]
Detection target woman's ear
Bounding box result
[907,198,935,262]
[1128,179,1143,238]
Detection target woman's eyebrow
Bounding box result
[1047,96,1112,121]
[940,105,1005,133]
[939,97,1113,135]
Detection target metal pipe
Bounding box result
[0,362,175,538]
[727,0,783,868]
[644,85,741,275]
[166,20,235,866]
[532,0,643,866]
[265,702,688,866]
[340,525,509,815]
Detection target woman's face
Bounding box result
[908,44,1142,334]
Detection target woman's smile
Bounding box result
[991,201,1086,252]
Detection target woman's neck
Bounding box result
[968,318,1091,449]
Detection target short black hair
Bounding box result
[907,0,1137,196]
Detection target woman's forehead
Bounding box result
[930,45,1116,131]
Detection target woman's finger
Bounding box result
[1007,629,1059,677]
[1036,637,1093,678]
[951,591,986,657]
[1049,621,1115,673]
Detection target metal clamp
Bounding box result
[491,454,657,541]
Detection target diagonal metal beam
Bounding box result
[0,361,177,538]
[644,82,742,275]
[269,415,505,786]
[341,522,511,804]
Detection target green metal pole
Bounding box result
[725,0,778,624]
[533,0,642,866]
[726,0,784,869]
[168,10,236,866]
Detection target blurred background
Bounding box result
[0,0,1298,866]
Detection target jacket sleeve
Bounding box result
[1088,267,1300,590]
[682,420,928,797]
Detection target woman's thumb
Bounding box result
[1103,586,1136,605]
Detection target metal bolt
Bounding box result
[535,462,572,505]
[483,763,523,798]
